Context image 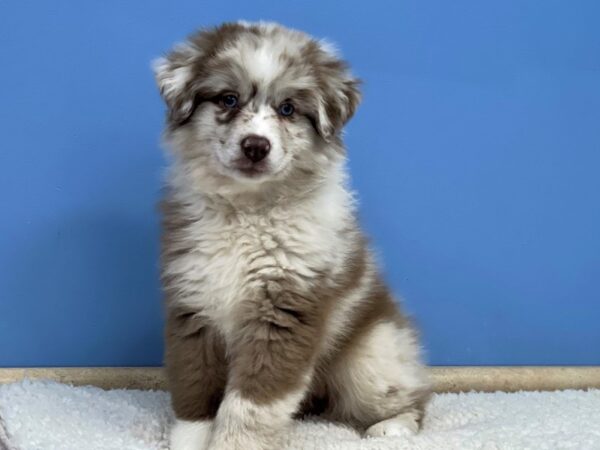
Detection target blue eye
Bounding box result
[222,94,238,109]
[278,102,295,117]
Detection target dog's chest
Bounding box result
[169,204,348,333]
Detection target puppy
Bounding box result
[154,22,430,450]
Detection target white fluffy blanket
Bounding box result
[1,380,599,450]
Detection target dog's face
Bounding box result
[154,22,360,195]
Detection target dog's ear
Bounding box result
[316,79,361,141]
[313,44,362,141]
[153,24,246,126]
[152,44,198,126]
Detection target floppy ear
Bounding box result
[152,44,199,126]
[315,77,361,141]
[311,42,362,140]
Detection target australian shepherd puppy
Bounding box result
[154,21,430,450]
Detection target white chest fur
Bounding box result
[164,178,355,338]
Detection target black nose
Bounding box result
[241,135,271,163]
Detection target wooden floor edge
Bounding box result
[0,367,599,392]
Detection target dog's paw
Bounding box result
[365,412,419,438]
[170,419,212,450]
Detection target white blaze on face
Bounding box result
[216,103,287,174]
[248,104,277,136]
[212,42,296,177]
[224,37,297,86]
[245,44,285,85]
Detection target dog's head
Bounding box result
[154,22,361,195]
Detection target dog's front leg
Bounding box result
[209,299,322,450]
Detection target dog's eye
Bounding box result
[221,94,239,109]
[278,102,295,117]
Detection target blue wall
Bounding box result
[1,1,599,367]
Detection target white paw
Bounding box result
[170,419,212,450]
[365,412,419,438]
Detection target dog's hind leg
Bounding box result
[325,319,431,436]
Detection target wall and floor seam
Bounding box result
[1,367,599,392]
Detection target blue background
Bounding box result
[1,1,599,367]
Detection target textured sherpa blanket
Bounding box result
[0,380,599,450]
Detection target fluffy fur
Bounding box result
[154,21,430,450]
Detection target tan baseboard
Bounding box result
[1,367,599,392]
[431,366,600,392]
[0,367,165,391]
